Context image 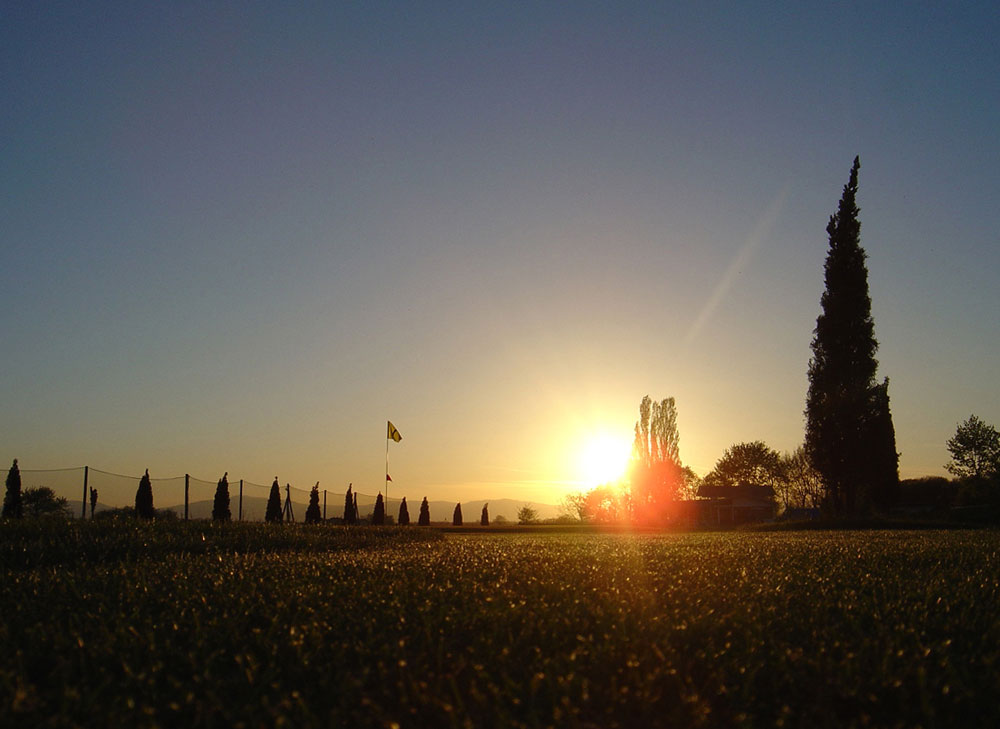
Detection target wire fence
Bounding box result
[17,466,393,522]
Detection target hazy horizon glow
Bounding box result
[2,2,998,506]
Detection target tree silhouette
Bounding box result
[867,378,900,509]
[946,415,1000,480]
[777,447,824,511]
[703,442,783,490]
[353,492,359,523]
[806,157,898,515]
[517,504,538,525]
[398,496,410,525]
[480,503,489,526]
[22,487,70,518]
[629,395,684,523]
[343,485,356,525]
[212,472,231,522]
[135,469,155,519]
[372,493,385,525]
[266,478,283,523]
[418,496,430,525]
[3,459,22,519]
[305,483,322,524]
[452,502,463,526]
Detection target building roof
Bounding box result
[697,482,776,503]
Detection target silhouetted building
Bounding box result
[696,483,776,525]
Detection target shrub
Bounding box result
[135,469,155,520]
[372,493,385,525]
[266,479,283,523]
[212,473,231,522]
[305,483,322,524]
[343,485,356,525]
[2,458,22,519]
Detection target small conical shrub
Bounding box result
[480,503,489,526]
[212,472,231,522]
[266,478,283,523]
[452,502,463,526]
[305,482,322,524]
[3,459,23,519]
[418,496,430,526]
[343,485,355,524]
[398,497,410,525]
[372,493,385,525]
[135,469,155,519]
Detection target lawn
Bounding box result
[2,522,998,728]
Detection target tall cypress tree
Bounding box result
[343,485,355,524]
[3,459,23,519]
[452,502,463,526]
[266,478,283,523]
[135,469,155,519]
[418,496,430,526]
[866,378,900,509]
[806,157,898,515]
[398,496,410,525]
[212,472,231,521]
[480,503,489,526]
[305,483,322,524]
[372,493,385,525]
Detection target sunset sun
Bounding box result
[577,432,632,487]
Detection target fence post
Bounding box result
[239,479,244,522]
[323,489,327,521]
[82,466,89,519]
[184,474,189,520]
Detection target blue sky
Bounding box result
[2,1,998,504]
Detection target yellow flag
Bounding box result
[387,421,402,442]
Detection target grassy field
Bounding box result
[2,522,998,728]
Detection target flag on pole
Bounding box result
[387,421,402,442]
[386,473,392,482]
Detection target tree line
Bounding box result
[0,463,536,527]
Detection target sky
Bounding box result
[2,1,998,506]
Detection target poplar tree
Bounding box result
[452,502,463,526]
[398,496,410,525]
[266,478,283,523]
[135,469,155,519]
[418,496,430,526]
[212,472,231,521]
[806,157,898,515]
[629,395,684,523]
[3,459,23,519]
[480,503,489,526]
[305,483,322,524]
[372,493,385,525]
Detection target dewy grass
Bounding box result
[1,526,998,728]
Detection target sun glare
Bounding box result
[577,432,632,487]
